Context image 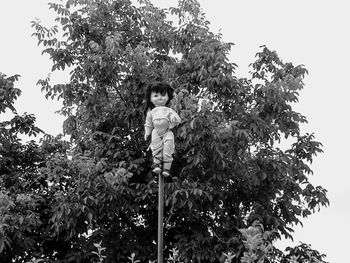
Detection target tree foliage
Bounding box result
[0,0,329,262]
[0,73,69,261]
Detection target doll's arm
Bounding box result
[144,111,153,140]
[144,126,153,141]
[169,109,181,129]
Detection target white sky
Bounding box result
[1,0,349,262]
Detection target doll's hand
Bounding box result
[144,134,150,141]
[170,113,181,126]
[170,115,177,123]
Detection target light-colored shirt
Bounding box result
[145,106,181,135]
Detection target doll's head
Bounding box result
[144,82,174,114]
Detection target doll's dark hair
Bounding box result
[144,82,174,116]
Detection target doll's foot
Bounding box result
[152,167,161,174]
[162,170,170,177]
[152,163,162,174]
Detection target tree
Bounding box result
[0,72,71,262]
[1,0,329,262]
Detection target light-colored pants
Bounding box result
[150,129,174,171]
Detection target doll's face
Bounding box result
[150,91,169,107]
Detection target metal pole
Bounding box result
[158,172,164,263]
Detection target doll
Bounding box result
[144,82,181,177]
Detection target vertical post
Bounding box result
[158,173,164,263]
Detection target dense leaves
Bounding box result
[0,0,329,262]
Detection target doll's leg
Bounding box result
[150,129,163,174]
[162,131,175,176]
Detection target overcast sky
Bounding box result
[1,0,349,262]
